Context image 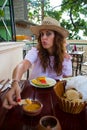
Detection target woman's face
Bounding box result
[40,30,55,53]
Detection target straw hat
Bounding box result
[30,16,69,38]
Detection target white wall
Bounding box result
[0,42,25,79]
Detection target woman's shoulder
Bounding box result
[28,47,38,54]
[25,47,39,63]
[25,47,38,58]
[30,46,38,51]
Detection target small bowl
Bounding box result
[22,99,43,116]
[38,115,62,130]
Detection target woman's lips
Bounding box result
[42,41,48,46]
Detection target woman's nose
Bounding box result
[41,34,47,39]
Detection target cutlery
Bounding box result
[0,87,10,97]
[0,79,4,84]
[0,80,25,98]
[0,79,10,92]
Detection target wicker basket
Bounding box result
[54,81,87,114]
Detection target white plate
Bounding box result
[30,77,56,88]
[62,77,73,81]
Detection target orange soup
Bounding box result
[23,103,41,112]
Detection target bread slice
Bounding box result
[65,89,80,101]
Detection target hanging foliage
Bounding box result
[27,0,87,39]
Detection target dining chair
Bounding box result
[80,56,87,75]
[23,45,30,80]
[23,43,37,80]
[77,46,83,51]
[80,63,87,75]
[71,53,84,76]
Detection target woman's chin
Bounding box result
[42,45,49,49]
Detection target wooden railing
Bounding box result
[67,40,87,45]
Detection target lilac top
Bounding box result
[25,47,72,80]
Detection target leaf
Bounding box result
[0,9,4,17]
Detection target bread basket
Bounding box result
[54,81,87,114]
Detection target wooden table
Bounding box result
[69,51,85,76]
[0,80,87,130]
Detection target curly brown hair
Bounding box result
[37,31,65,75]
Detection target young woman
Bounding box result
[3,16,72,109]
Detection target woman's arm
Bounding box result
[12,59,31,81]
[3,59,31,109]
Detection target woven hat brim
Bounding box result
[30,25,69,38]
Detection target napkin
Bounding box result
[65,76,87,101]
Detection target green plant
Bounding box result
[0,9,4,18]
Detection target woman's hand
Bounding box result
[3,83,21,109]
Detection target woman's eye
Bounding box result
[40,32,52,37]
[40,33,44,37]
[46,32,52,36]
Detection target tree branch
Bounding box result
[69,6,76,29]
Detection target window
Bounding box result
[0,0,16,41]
